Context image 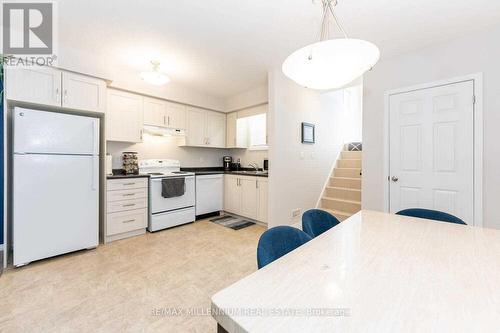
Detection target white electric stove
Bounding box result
[139,159,195,231]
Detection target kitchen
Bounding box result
[3,65,269,267]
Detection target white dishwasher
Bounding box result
[195,174,224,216]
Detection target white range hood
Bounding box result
[143,125,186,137]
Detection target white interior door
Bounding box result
[389,80,474,224]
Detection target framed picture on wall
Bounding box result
[301,122,315,144]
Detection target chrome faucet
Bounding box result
[248,163,259,171]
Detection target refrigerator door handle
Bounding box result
[91,156,98,191]
[92,119,99,155]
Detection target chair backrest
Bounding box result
[396,208,466,225]
[302,209,341,238]
[257,226,312,269]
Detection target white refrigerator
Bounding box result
[13,107,100,267]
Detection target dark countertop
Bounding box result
[181,167,268,178]
[107,169,150,179]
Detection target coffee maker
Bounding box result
[223,156,232,171]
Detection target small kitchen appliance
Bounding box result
[223,156,232,171]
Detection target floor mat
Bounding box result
[210,215,256,230]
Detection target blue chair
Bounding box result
[302,209,341,238]
[396,208,466,225]
[257,226,312,269]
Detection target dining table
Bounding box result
[211,210,500,332]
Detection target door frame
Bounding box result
[383,73,483,226]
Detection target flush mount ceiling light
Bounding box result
[282,0,380,90]
[140,60,171,85]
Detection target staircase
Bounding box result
[319,146,362,221]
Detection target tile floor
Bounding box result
[0,220,265,332]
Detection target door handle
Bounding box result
[391,176,399,182]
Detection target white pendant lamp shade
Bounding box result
[282,0,380,90]
[282,38,380,90]
[140,61,171,85]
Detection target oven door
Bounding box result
[150,176,195,214]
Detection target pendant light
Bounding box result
[140,60,171,85]
[282,0,379,90]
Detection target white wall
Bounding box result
[362,23,500,230]
[225,84,268,112]
[107,135,228,169]
[267,69,345,227]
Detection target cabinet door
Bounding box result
[240,177,258,219]
[224,175,240,214]
[5,67,61,107]
[226,112,237,148]
[206,111,226,148]
[143,97,166,127]
[62,72,106,113]
[166,102,186,129]
[106,89,143,143]
[257,179,268,223]
[186,107,206,146]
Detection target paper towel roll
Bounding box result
[106,155,113,175]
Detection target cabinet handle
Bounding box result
[122,219,136,224]
[63,89,68,103]
[122,203,136,207]
[123,193,135,197]
[123,183,136,186]
[163,115,166,125]
[256,180,258,189]
[55,87,60,103]
[168,116,171,126]
[140,129,143,140]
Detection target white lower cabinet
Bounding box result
[224,175,268,223]
[106,178,148,242]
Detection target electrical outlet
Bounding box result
[292,208,301,218]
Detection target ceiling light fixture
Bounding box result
[282,0,380,90]
[140,60,171,85]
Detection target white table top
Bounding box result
[211,210,500,333]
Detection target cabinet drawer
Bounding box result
[107,178,148,191]
[107,188,148,202]
[107,209,147,236]
[107,198,148,213]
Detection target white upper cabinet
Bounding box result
[166,102,186,129]
[206,111,226,148]
[6,67,61,107]
[5,67,106,113]
[226,111,248,148]
[62,72,106,113]
[186,107,207,146]
[143,97,167,127]
[143,98,186,129]
[185,107,226,148]
[106,89,143,143]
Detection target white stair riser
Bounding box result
[338,159,362,168]
[322,198,361,214]
[334,168,361,178]
[330,177,361,189]
[341,151,362,160]
[325,187,361,201]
